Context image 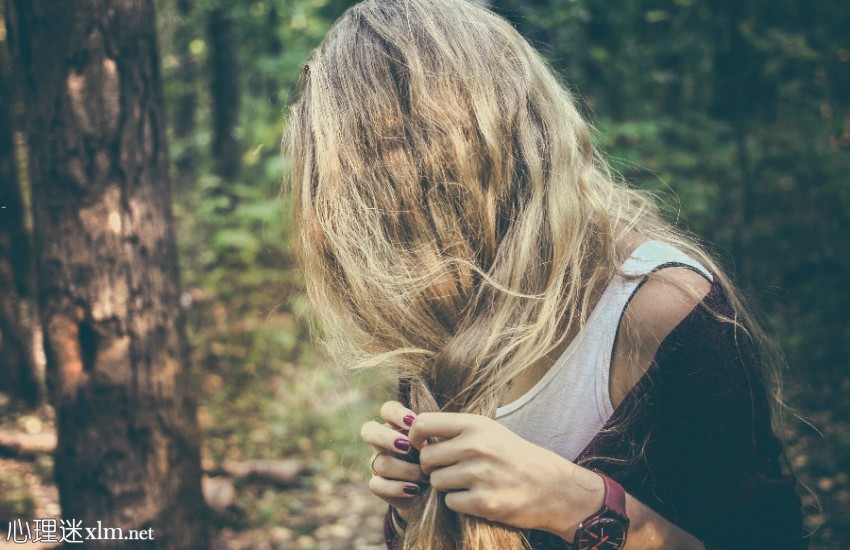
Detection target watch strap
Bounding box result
[597,471,627,519]
[573,470,630,550]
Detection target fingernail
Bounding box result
[394,438,411,452]
[403,414,415,427]
[403,484,420,495]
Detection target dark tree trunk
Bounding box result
[172,0,198,180]
[208,8,240,182]
[0,1,39,407]
[710,0,757,279]
[5,0,209,547]
[264,4,283,105]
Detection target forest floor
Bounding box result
[1,376,847,549]
[0,305,847,549]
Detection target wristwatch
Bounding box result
[573,471,630,550]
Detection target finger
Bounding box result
[360,420,415,455]
[407,412,481,449]
[380,400,418,431]
[428,464,472,492]
[369,474,424,500]
[418,438,468,474]
[444,490,479,516]
[372,451,429,483]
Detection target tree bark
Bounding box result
[5,0,209,547]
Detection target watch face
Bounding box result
[576,517,627,550]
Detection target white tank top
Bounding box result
[494,240,713,461]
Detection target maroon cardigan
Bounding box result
[382,281,807,549]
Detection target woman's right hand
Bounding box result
[360,400,429,523]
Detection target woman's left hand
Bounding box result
[407,411,604,541]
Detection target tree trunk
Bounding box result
[208,8,240,182]
[710,0,757,280]
[172,0,198,181]
[264,4,283,105]
[0,0,39,407]
[6,0,209,547]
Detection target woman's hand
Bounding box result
[407,411,606,541]
[360,401,429,524]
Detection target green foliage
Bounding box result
[494,0,850,378]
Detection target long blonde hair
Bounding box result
[284,0,780,548]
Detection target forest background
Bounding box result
[0,0,847,549]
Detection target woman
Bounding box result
[285,0,806,548]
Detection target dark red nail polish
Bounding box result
[394,438,411,452]
[403,484,420,495]
[403,414,415,427]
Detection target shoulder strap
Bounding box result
[589,241,715,420]
[621,240,714,282]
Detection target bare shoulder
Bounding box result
[610,267,714,407]
[625,267,714,348]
